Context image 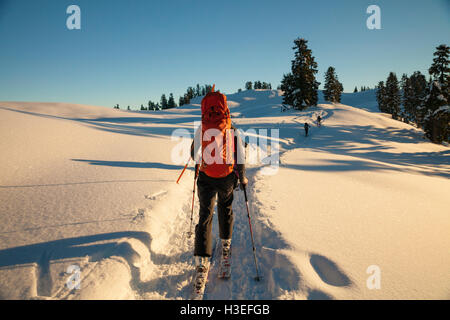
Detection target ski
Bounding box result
[218,242,231,279]
[191,263,210,300]
[190,238,218,300]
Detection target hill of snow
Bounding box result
[0,90,449,299]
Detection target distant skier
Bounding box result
[304,122,310,137]
[190,85,247,299]
[317,115,322,127]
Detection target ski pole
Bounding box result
[187,164,200,238]
[242,184,261,281]
[176,158,190,184]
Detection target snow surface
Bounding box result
[0,90,449,300]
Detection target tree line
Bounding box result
[244,81,272,90]
[376,44,449,143]
[113,84,214,111]
[354,86,371,92]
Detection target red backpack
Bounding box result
[200,86,235,178]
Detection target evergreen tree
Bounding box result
[354,86,358,93]
[385,72,401,119]
[409,71,428,126]
[323,66,343,103]
[336,82,344,102]
[280,73,296,106]
[401,74,413,123]
[168,93,176,108]
[245,81,253,90]
[160,94,168,109]
[423,81,449,143]
[187,87,195,101]
[376,81,388,113]
[203,84,213,94]
[429,44,449,87]
[281,38,320,109]
[179,96,185,107]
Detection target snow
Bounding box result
[0,89,449,300]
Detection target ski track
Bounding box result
[130,103,339,300]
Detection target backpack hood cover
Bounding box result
[201,90,231,131]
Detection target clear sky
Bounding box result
[0,0,449,108]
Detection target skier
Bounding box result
[304,122,310,137]
[189,86,247,299]
[317,115,322,127]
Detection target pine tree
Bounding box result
[160,94,168,109]
[401,74,413,123]
[354,86,358,93]
[168,93,176,108]
[204,84,213,94]
[409,71,428,126]
[245,81,253,90]
[323,66,343,103]
[376,81,387,113]
[335,82,344,103]
[281,38,320,110]
[385,72,401,119]
[423,81,449,143]
[429,44,449,86]
[280,73,295,106]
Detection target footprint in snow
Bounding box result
[309,254,352,287]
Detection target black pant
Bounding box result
[194,171,237,257]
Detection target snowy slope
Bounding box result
[0,90,449,300]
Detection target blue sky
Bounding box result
[0,0,449,108]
